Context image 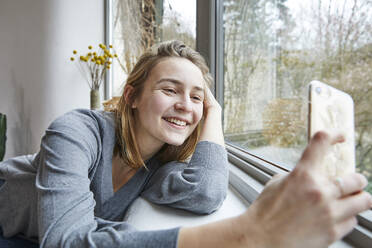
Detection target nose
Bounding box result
[175,96,193,112]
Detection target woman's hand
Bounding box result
[198,87,224,146]
[203,86,222,114]
[238,131,372,248]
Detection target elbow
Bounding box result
[199,192,227,214]
[193,182,228,214]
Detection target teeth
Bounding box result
[165,117,187,126]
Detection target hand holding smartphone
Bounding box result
[308,81,355,178]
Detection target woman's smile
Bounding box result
[162,116,190,129]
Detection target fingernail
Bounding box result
[358,174,368,188]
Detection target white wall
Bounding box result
[0,0,104,159]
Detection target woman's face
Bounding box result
[132,57,205,149]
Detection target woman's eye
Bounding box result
[192,96,203,101]
[164,88,176,94]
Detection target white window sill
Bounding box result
[123,185,248,231]
[124,179,361,247]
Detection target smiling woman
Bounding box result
[0,40,228,247]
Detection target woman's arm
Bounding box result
[141,141,229,214]
[177,131,372,248]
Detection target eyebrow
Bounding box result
[156,78,204,92]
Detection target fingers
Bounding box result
[333,217,358,242]
[265,173,286,187]
[331,173,368,198]
[203,86,214,103]
[333,191,372,223]
[297,131,345,172]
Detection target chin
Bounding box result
[165,140,185,146]
[163,136,187,146]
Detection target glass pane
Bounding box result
[111,0,196,96]
[223,0,372,192]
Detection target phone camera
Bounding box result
[315,87,322,94]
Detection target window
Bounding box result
[110,0,196,97]
[223,0,372,192]
[217,0,372,245]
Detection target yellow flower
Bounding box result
[70,43,119,91]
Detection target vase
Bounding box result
[90,89,101,110]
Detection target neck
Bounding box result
[135,131,164,162]
[140,145,163,161]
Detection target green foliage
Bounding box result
[277,44,372,181]
[0,113,6,161]
[262,98,307,147]
[366,181,372,195]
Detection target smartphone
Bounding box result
[308,80,355,178]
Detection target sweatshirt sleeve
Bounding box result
[36,110,179,248]
[141,141,229,214]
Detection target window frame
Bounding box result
[104,0,113,100]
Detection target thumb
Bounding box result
[295,130,345,173]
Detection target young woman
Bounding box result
[0,40,371,248]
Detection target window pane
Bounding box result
[111,0,196,96]
[223,0,372,191]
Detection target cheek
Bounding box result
[143,94,170,116]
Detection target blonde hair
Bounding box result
[112,40,213,168]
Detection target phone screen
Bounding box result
[308,81,355,178]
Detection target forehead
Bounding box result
[147,57,205,89]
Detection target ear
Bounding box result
[123,84,137,108]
